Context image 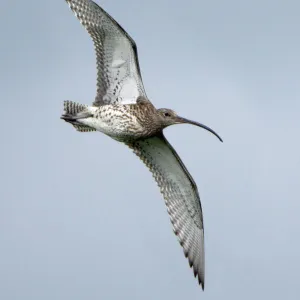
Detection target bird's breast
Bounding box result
[85,104,158,141]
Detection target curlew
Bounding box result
[61,0,222,290]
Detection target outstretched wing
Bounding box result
[66,0,147,105]
[127,134,205,289]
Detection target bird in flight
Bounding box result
[61,0,222,290]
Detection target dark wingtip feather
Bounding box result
[197,272,205,290]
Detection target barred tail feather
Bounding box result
[61,101,96,132]
[72,124,96,132]
[63,100,88,115]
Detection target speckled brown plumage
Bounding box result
[62,0,223,290]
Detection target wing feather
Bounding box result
[127,134,205,289]
[66,0,147,105]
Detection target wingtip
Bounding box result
[198,274,205,290]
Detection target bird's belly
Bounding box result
[79,114,145,141]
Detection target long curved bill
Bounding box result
[177,117,223,142]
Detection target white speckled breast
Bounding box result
[78,104,146,141]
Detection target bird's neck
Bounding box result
[131,101,163,137]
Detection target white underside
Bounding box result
[77,106,143,141]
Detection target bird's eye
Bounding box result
[164,112,171,117]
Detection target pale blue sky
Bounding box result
[1,0,300,299]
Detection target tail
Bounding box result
[61,101,96,132]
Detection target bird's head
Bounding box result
[157,108,223,142]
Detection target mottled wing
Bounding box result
[127,134,205,289]
[66,0,147,105]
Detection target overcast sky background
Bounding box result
[1,0,300,299]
